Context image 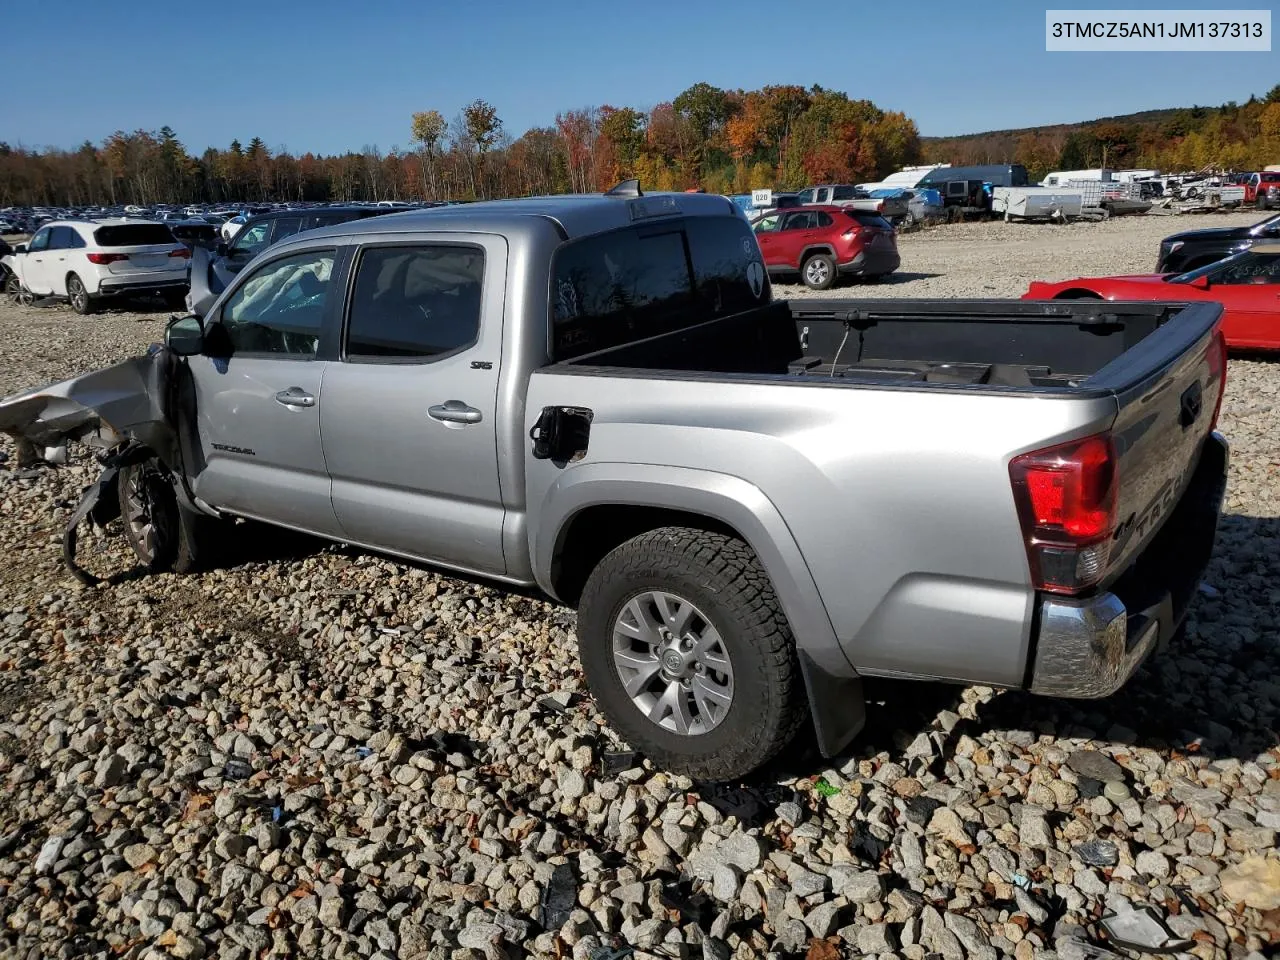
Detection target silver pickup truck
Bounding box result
[0,186,1229,781]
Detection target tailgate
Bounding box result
[1088,300,1225,585]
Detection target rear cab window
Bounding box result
[93,224,176,247]
[551,215,770,360]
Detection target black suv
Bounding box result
[219,207,398,278]
[1156,212,1280,273]
[188,206,401,312]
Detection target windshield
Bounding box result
[1249,213,1280,235]
[1169,249,1278,284]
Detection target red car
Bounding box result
[751,204,900,289]
[1023,242,1280,351]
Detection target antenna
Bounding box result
[605,179,643,197]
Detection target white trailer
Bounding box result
[991,186,1084,221]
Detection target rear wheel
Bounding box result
[66,274,96,315]
[801,253,836,291]
[576,526,807,781]
[117,459,214,574]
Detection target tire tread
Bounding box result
[577,526,807,781]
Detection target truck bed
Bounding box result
[553,298,1206,394]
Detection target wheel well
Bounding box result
[551,505,741,607]
[1054,289,1103,300]
[800,246,835,263]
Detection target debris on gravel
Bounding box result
[2,215,1279,958]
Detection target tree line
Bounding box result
[924,86,1280,183]
[0,84,922,207]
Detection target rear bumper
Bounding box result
[838,249,900,277]
[97,277,188,296]
[1028,430,1228,698]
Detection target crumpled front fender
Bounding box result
[0,347,177,466]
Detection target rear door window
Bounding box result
[783,212,815,230]
[831,186,858,200]
[345,245,485,360]
[93,224,175,246]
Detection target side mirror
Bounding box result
[1189,274,1211,291]
[165,315,205,356]
[13,244,26,254]
[215,241,229,257]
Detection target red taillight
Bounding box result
[842,227,862,239]
[1009,433,1118,594]
[169,247,191,258]
[86,252,128,264]
[1205,328,1227,430]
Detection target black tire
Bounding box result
[4,273,18,303]
[576,526,807,781]
[117,459,213,574]
[1055,291,1103,300]
[800,252,836,291]
[66,274,96,315]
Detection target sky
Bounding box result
[2,0,1276,155]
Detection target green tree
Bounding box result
[410,110,446,198]
[463,99,502,198]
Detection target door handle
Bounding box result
[274,387,316,408]
[428,400,483,424]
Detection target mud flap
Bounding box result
[798,650,867,757]
[61,444,155,586]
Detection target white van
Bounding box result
[1041,169,1114,187]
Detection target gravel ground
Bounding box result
[1,215,1279,960]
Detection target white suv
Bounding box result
[8,219,190,314]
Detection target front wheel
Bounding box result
[576,527,807,781]
[67,274,96,315]
[117,459,214,574]
[801,253,836,290]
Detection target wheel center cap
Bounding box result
[661,650,685,674]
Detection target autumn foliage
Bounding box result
[0,83,921,207]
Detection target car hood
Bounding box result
[1162,225,1254,244]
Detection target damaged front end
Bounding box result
[0,344,192,584]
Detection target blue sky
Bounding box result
[1,0,1275,154]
